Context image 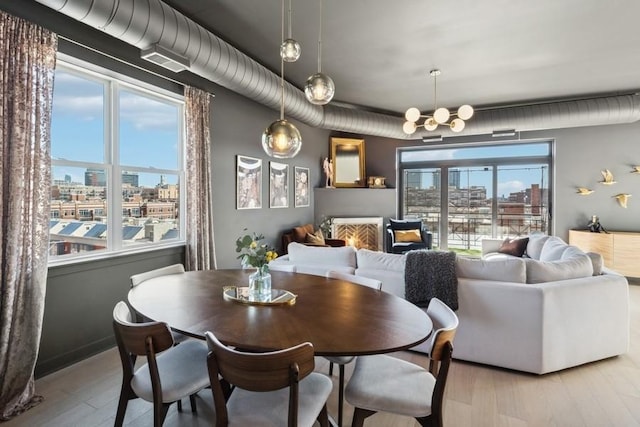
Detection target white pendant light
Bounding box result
[262,0,302,158]
[402,69,474,135]
[280,0,301,62]
[304,0,335,105]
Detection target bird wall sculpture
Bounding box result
[600,169,617,185]
[631,166,640,174]
[576,187,594,195]
[613,193,632,208]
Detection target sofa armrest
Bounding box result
[420,230,433,249]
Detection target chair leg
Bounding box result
[337,364,345,427]
[329,361,334,376]
[317,404,329,427]
[114,390,129,427]
[351,407,376,427]
[154,402,171,427]
[189,394,197,413]
[177,399,182,411]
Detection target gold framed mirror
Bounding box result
[330,137,366,187]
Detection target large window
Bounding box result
[399,142,552,254]
[49,59,185,263]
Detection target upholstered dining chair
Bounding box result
[112,301,210,427]
[130,263,189,342]
[205,330,333,427]
[324,271,383,427]
[345,298,458,427]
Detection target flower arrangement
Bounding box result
[235,230,278,272]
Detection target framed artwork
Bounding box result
[236,155,262,209]
[269,162,289,208]
[294,166,310,208]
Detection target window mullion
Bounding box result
[109,81,123,250]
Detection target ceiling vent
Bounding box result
[140,44,190,73]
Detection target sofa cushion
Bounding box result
[456,256,526,283]
[497,237,529,257]
[524,255,593,284]
[538,236,570,261]
[356,249,405,272]
[525,234,550,260]
[287,242,357,268]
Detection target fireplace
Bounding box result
[331,217,384,251]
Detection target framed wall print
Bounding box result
[294,166,310,207]
[269,161,289,208]
[236,155,262,209]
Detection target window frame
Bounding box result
[49,56,186,266]
[397,140,554,250]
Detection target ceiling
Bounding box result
[160,0,640,117]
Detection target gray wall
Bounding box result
[210,85,331,268]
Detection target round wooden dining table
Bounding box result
[127,269,432,357]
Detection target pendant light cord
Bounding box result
[433,72,438,110]
[317,0,323,73]
[287,0,293,38]
[280,0,285,120]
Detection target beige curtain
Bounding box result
[184,86,216,270]
[0,11,57,420]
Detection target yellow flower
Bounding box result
[250,241,257,249]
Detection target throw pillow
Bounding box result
[497,237,529,257]
[394,229,422,243]
[305,229,325,246]
[293,224,314,242]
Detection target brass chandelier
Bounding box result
[403,69,474,135]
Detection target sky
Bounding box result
[51,70,180,187]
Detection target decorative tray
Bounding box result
[222,286,297,306]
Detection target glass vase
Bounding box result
[249,266,272,301]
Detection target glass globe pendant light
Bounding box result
[280,0,301,62]
[262,0,302,158]
[304,0,335,105]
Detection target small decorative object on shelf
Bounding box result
[318,216,333,238]
[236,230,278,300]
[368,176,386,188]
[587,215,606,233]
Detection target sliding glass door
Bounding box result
[399,142,552,255]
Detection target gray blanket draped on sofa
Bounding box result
[404,250,458,310]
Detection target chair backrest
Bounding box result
[205,331,315,427]
[130,263,185,287]
[326,271,382,290]
[425,298,458,375]
[113,301,174,356]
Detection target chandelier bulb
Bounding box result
[424,117,438,131]
[404,107,421,123]
[457,104,474,121]
[262,119,302,158]
[450,118,465,133]
[280,39,301,62]
[433,107,450,124]
[402,121,417,135]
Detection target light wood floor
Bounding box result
[5,285,639,427]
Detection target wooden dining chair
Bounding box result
[112,301,210,427]
[324,271,382,427]
[205,330,333,427]
[345,298,458,427]
[129,263,190,343]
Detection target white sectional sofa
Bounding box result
[269,238,630,374]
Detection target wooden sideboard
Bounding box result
[569,229,640,277]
